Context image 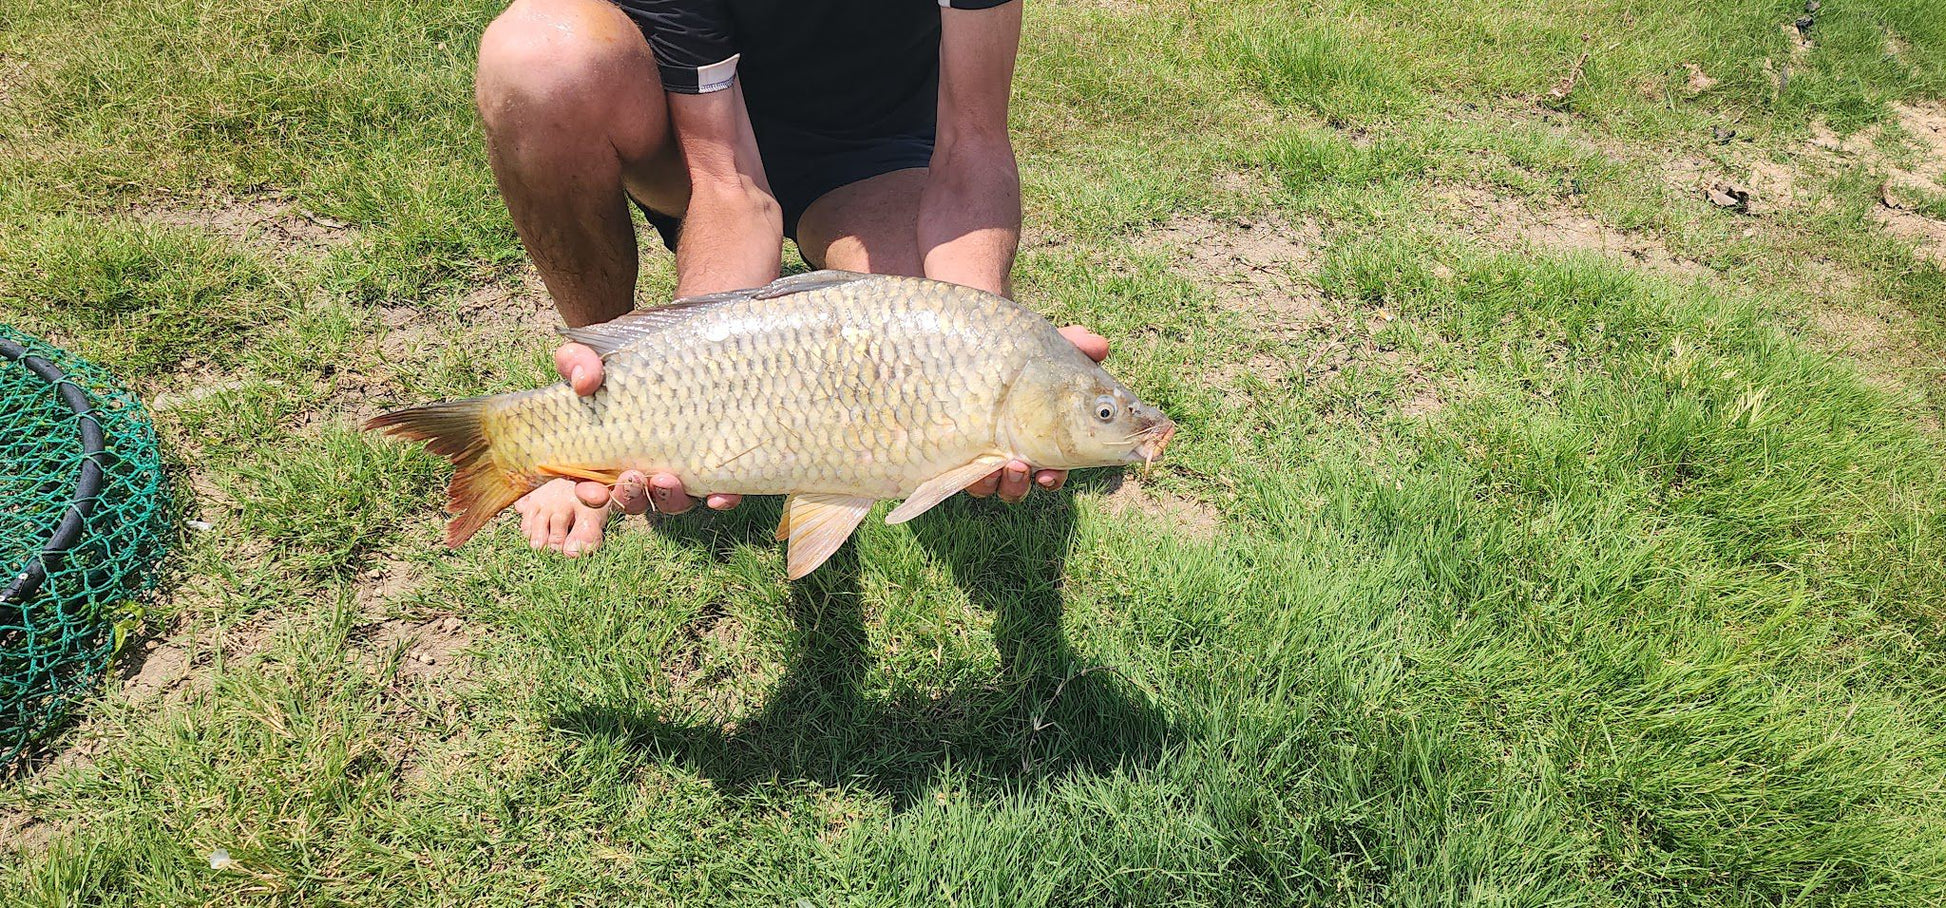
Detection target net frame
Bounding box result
[1,327,172,767]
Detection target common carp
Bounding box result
[365,270,1176,578]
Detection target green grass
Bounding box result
[6,0,1946,904]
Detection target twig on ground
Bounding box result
[298,209,351,230]
[1544,33,1595,107]
[1021,665,1129,772]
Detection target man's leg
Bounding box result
[794,168,932,278]
[478,0,686,326]
[475,0,683,556]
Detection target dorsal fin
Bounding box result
[753,269,871,299]
[558,294,747,356]
[559,270,873,356]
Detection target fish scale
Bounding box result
[482,278,1020,496]
[366,270,1175,578]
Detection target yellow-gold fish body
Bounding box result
[366,270,1175,578]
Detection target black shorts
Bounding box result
[634,116,936,249]
[616,0,1015,248]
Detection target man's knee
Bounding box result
[476,0,651,129]
[797,171,930,276]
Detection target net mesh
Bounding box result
[2,325,172,766]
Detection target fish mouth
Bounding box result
[1134,420,1177,471]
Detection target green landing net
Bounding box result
[2,326,172,767]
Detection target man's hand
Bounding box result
[562,82,781,517]
[921,2,1091,506]
[963,324,1109,503]
[555,341,743,516]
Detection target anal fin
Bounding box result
[780,494,874,580]
[536,463,627,485]
[884,456,1010,525]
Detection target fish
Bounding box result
[364,270,1176,578]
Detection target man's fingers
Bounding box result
[573,472,691,516]
[609,471,650,515]
[705,493,742,511]
[997,461,1032,503]
[554,342,605,396]
[965,470,1002,499]
[648,473,697,515]
[1035,469,1066,491]
[1057,325,1110,364]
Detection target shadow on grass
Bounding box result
[552,470,1175,809]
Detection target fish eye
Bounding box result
[1093,395,1117,422]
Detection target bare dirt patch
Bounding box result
[1807,122,1879,157]
[461,265,560,330]
[1071,0,1147,16]
[118,612,284,708]
[1873,102,1946,263]
[668,610,748,694]
[1017,222,1070,255]
[378,265,558,361]
[354,560,422,611]
[343,610,477,790]
[335,264,561,430]
[1659,143,1808,218]
[1798,256,1864,301]
[9,611,284,791]
[662,607,772,723]
[1439,186,1710,278]
[137,190,358,258]
[1885,101,1946,186]
[1138,213,1326,330]
[1879,207,1946,265]
[120,636,192,704]
[1885,31,1912,63]
[1397,378,1447,419]
[357,615,474,683]
[1807,306,1940,429]
[1661,152,1715,199]
[1682,64,1719,97]
[1132,212,1336,400]
[1094,472,1220,542]
[1797,102,1946,262]
[150,378,284,413]
[1211,169,1273,197]
[0,54,25,110]
[0,805,60,854]
[1784,21,1814,59]
[343,564,463,683]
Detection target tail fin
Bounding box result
[365,399,530,547]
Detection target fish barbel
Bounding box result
[365,270,1176,578]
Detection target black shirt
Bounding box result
[610,0,1019,236]
[615,0,1014,122]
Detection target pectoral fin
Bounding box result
[780,494,874,580]
[884,456,1010,525]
